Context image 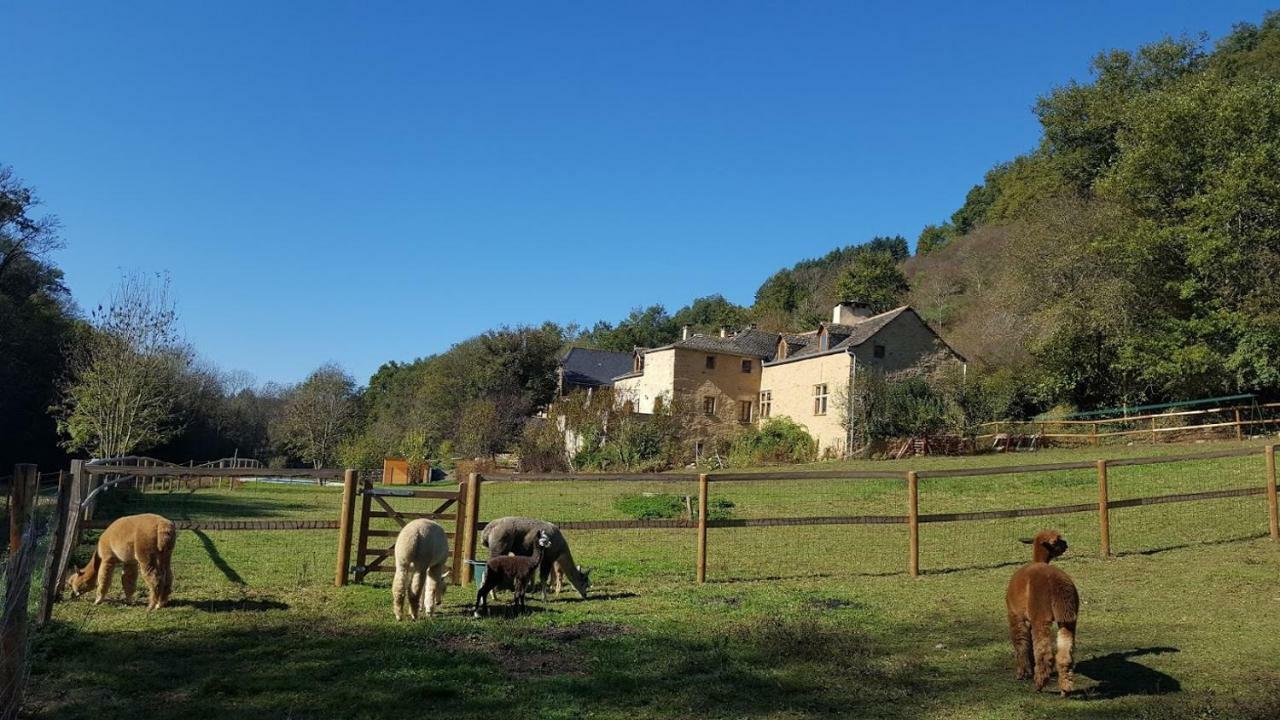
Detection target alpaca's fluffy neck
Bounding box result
[1032,546,1056,563]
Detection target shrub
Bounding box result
[613,493,735,521]
[726,417,818,466]
[517,418,568,472]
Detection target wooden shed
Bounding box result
[382,458,411,485]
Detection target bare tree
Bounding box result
[59,273,192,458]
[272,364,357,468]
[0,166,63,285]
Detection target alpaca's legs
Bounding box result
[539,563,550,603]
[95,558,118,605]
[554,563,565,595]
[159,561,173,607]
[408,569,425,620]
[121,563,139,604]
[1031,622,1056,692]
[141,563,164,610]
[413,570,429,618]
[1008,612,1032,680]
[392,567,408,621]
[1055,622,1076,696]
[474,579,493,618]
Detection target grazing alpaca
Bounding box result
[392,519,452,621]
[474,530,551,617]
[1005,529,1079,696]
[482,516,591,600]
[66,513,176,610]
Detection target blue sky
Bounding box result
[3,2,1272,385]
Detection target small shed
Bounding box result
[382,458,411,485]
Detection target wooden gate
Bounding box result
[351,479,467,584]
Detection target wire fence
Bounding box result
[468,445,1280,586]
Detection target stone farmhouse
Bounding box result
[611,301,966,456]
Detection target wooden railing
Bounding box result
[974,401,1280,445]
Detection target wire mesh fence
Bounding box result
[705,475,907,581]
[476,475,700,586]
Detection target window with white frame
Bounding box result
[813,383,828,415]
[759,390,772,418]
[738,400,753,423]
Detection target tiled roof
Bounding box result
[770,307,911,363]
[646,327,783,359]
[559,347,635,387]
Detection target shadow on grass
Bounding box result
[94,490,323,521]
[1076,647,1181,699]
[191,530,245,586]
[1114,533,1266,558]
[168,598,290,613]
[27,615,954,720]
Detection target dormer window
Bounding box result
[777,337,788,360]
[818,327,830,352]
[633,352,645,373]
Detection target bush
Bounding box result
[726,417,818,466]
[517,418,568,472]
[613,493,735,521]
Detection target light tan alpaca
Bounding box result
[67,513,176,609]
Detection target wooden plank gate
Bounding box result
[351,479,467,584]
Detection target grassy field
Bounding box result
[21,439,1280,719]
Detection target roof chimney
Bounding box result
[681,325,690,340]
[834,300,873,325]
[719,327,728,338]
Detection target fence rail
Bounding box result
[975,401,1280,445]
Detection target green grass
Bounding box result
[22,439,1280,719]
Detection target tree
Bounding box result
[671,294,750,335]
[59,273,192,458]
[579,305,677,351]
[455,398,503,458]
[272,363,357,468]
[0,165,77,470]
[915,224,952,255]
[833,251,910,313]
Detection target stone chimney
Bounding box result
[719,327,728,338]
[833,300,873,324]
[682,325,690,340]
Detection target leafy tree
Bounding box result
[59,273,192,458]
[0,166,77,469]
[272,363,358,468]
[671,294,750,335]
[915,224,952,255]
[833,251,910,313]
[580,305,677,351]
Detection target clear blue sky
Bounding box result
[3,2,1272,385]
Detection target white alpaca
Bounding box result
[392,519,451,620]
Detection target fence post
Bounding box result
[1235,408,1243,441]
[907,471,919,577]
[1096,459,1111,558]
[37,471,73,625]
[334,469,358,587]
[1150,417,1157,443]
[460,473,483,586]
[7,465,37,555]
[450,482,466,585]
[1267,445,1278,542]
[1091,422,1098,446]
[696,473,708,584]
[1,464,38,719]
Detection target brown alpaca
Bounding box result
[1005,529,1079,696]
[67,513,176,609]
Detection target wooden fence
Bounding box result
[435,445,1280,585]
[975,401,1280,447]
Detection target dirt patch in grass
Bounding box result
[442,621,634,678]
[532,621,631,643]
[804,597,862,611]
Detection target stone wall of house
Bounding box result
[760,351,852,457]
[673,348,763,422]
[849,310,962,374]
[613,348,676,414]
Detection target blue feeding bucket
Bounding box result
[466,560,487,585]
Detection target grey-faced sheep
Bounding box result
[482,516,591,601]
[474,530,551,617]
[1005,529,1079,696]
[392,519,451,621]
[66,513,176,610]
